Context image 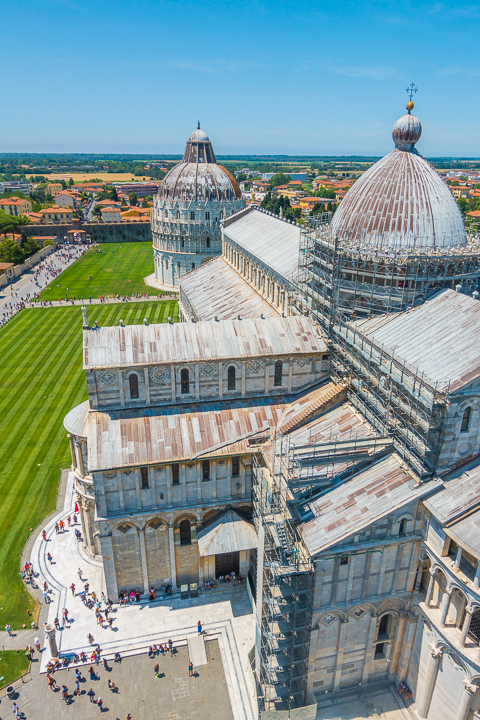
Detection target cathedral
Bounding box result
[65,101,480,720]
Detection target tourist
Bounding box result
[114,652,122,663]
[62,685,69,703]
[97,696,103,710]
[168,638,173,653]
[154,663,159,675]
[70,583,75,596]
[108,679,116,692]
[78,567,83,581]
[42,530,47,541]
[87,688,96,703]
[55,523,59,534]
[148,587,156,601]
[54,617,60,630]
[87,632,94,644]
[197,620,202,635]
[34,637,41,652]
[47,552,53,564]
[5,624,12,636]
[189,661,194,677]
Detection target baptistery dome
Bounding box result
[330,104,466,249]
[151,125,245,289]
[160,125,242,203]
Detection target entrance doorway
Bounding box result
[215,551,239,578]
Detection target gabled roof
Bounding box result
[197,510,257,556]
[179,257,279,322]
[83,315,326,369]
[223,207,300,281]
[353,289,480,392]
[300,455,442,556]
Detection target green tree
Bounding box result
[109,186,119,201]
[92,205,102,219]
[20,234,39,258]
[60,179,67,190]
[0,237,25,264]
[269,172,291,188]
[129,191,138,207]
[141,198,149,208]
[68,177,74,186]
[133,166,144,176]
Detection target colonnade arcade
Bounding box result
[224,238,295,316]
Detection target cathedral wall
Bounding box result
[87,353,329,411]
[436,384,480,472]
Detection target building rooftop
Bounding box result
[424,461,480,524]
[179,257,279,322]
[86,396,287,470]
[83,315,326,370]
[300,454,442,556]
[223,207,301,282]
[353,289,480,392]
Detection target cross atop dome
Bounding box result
[405,82,418,114]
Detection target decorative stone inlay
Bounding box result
[296,357,311,367]
[217,460,225,466]
[201,363,215,377]
[321,614,337,625]
[122,470,134,478]
[186,462,195,469]
[147,518,164,531]
[104,471,116,478]
[352,608,365,619]
[98,371,115,385]
[116,523,132,535]
[248,360,263,372]
[151,367,167,383]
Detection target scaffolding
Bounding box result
[330,317,449,478]
[251,428,394,713]
[299,217,480,321]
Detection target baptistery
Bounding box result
[151,125,245,288]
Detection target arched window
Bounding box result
[228,365,236,391]
[190,211,195,220]
[181,239,185,248]
[378,614,392,640]
[181,368,190,394]
[274,360,283,387]
[176,210,180,219]
[179,519,191,546]
[205,211,210,221]
[192,263,195,270]
[461,407,472,433]
[129,373,139,399]
[165,259,169,269]
[206,237,210,248]
[399,518,406,536]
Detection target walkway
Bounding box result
[31,294,177,309]
[28,473,257,720]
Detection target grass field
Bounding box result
[0,300,178,629]
[40,242,158,301]
[49,172,158,183]
[0,651,30,688]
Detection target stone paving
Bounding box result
[27,473,257,720]
[316,687,412,720]
[1,641,234,720]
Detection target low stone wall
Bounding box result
[24,222,152,243]
[0,245,56,288]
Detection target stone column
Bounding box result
[454,547,463,569]
[168,526,177,588]
[138,528,149,595]
[44,624,58,658]
[415,556,426,591]
[460,607,474,647]
[67,434,76,469]
[474,561,480,588]
[83,500,94,555]
[455,680,479,720]
[416,644,442,718]
[76,440,85,477]
[439,588,452,626]
[398,614,418,681]
[425,570,435,606]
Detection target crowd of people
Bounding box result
[0,244,89,327]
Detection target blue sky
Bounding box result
[1,0,479,156]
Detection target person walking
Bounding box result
[55,523,59,535]
[34,637,41,652]
[62,685,69,704]
[12,703,19,719]
[108,679,116,692]
[97,696,103,711]
[42,530,47,541]
[47,552,53,564]
[197,620,202,635]
[78,567,83,581]
[87,688,95,703]
[5,624,12,636]
[87,632,94,644]
[67,515,71,527]
[188,660,193,677]
[70,583,75,596]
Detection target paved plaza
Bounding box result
[1,641,234,720]
[26,473,256,720]
[316,687,412,720]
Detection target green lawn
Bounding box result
[0,300,178,628]
[0,651,30,689]
[40,242,159,301]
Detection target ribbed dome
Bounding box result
[160,126,241,202]
[330,108,466,250]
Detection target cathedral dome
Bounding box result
[160,125,242,202]
[329,103,466,249]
